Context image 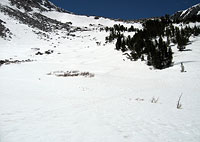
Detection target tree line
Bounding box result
[105,15,200,69]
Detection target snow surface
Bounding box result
[180,9,188,17]
[42,11,142,28]
[0,1,200,142]
[0,0,10,6]
[177,3,200,18]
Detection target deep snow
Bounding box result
[0,1,200,142]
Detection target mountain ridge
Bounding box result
[8,0,67,12]
[171,3,200,22]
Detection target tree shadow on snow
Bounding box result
[174,60,198,66]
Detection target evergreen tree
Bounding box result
[116,36,122,50]
[167,47,173,66]
[176,28,189,51]
[121,38,127,52]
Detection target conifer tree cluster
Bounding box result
[105,15,200,69]
[105,24,137,43]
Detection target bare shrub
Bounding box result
[135,98,144,102]
[94,16,100,19]
[181,62,185,72]
[177,94,183,109]
[151,97,159,103]
[0,59,32,66]
[48,70,95,78]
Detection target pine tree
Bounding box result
[121,38,127,52]
[147,53,152,65]
[167,47,173,66]
[116,36,122,50]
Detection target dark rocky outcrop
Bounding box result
[0,4,72,32]
[0,0,86,40]
[0,19,11,38]
[171,4,200,22]
[0,59,32,66]
[9,0,66,12]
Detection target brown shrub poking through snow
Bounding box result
[47,71,95,78]
[0,59,32,66]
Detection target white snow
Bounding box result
[180,9,188,17]
[0,0,10,6]
[178,3,200,18]
[42,11,142,29]
[0,1,200,142]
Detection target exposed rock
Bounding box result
[35,52,43,55]
[171,3,200,22]
[44,50,53,54]
[9,0,67,12]
[0,59,33,66]
[0,19,12,39]
[0,5,72,32]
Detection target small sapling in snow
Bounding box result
[151,97,159,103]
[177,94,183,109]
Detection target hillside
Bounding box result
[0,0,200,142]
[171,3,200,22]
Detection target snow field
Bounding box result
[0,1,200,141]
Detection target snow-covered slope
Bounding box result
[7,0,66,12]
[171,3,200,22]
[0,0,200,142]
